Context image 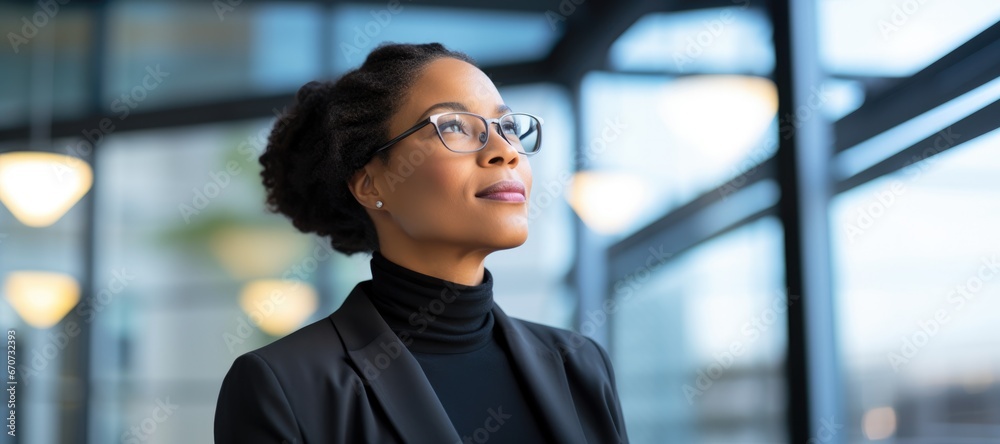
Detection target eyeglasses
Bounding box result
[372,112,543,156]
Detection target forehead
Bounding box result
[395,58,504,122]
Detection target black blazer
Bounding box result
[214,280,630,443]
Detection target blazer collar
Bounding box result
[490,295,589,443]
[329,281,587,444]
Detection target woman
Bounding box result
[214,42,629,444]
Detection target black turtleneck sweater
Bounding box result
[367,251,551,443]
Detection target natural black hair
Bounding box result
[259,42,475,255]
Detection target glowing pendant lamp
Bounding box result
[567,170,648,235]
[239,279,318,336]
[657,75,778,159]
[3,271,81,328]
[0,27,92,227]
[0,152,93,227]
[209,226,312,280]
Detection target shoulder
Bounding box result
[246,315,344,365]
[225,314,350,388]
[215,316,352,441]
[219,315,361,414]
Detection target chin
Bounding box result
[507,233,531,248]
[467,221,527,250]
[490,228,529,250]
[487,240,527,252]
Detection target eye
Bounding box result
[500,120,520,135]
[438,118,469,134]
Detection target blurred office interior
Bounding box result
[1,0,999,442]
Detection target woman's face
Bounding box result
[356,57,534,253]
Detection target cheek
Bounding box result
[397,155,470,206]
[396,156,468,219]
[519,160,533,198]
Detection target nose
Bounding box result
[477,122,520,168]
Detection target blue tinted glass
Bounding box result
[831,128,1000,442]
[86,120,367,441]
[609,7,774,75]
[818,0,1000,76]
[580,71,779,238]
[0,6,91,127]
[331,4,558,72]
[612,217,787,442]
[104,2,322,109]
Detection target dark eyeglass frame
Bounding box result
[372,111,543,156]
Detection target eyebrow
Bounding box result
[414,102,513,124]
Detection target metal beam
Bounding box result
[836,97,1000,193]
[560,0,662,348]
[0,59,555,145]
[329,0,561,12]
[0,93,295,144]
[544,0,658,85]
[1,0,551,11]
[0,0,773,145]
[607,157,778,283]
[770,0,844,442]
[64,2,107,442]
[834,21,1000,152]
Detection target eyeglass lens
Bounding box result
[436,113,540,153]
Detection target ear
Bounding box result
[347,165,383,210]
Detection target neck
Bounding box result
[377,243,490,286]
[367,250,496,353]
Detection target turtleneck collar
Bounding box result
[367,250,496,354]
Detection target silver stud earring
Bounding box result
[375,200,383,208]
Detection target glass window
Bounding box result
[831,128,1000,442]
[330,4,558,72]
[0,5,30,125]
[578,71,778,237]
[609,7,774,75]
[88,120,369,442]
[0,139,89,443]
[835,74,1000,180]
[105,2,323,109]
[0,6,92,127]
[818,0,1000,76]
[611,217,787,443]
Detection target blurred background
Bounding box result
[1,0,999,443]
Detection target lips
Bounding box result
[475,179,526,202]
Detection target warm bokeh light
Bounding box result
[862,406,898,440]
[657,75,778,163]
[238,279,318,336]
[0,151,93,227]
[3,271,81,329]
[209,226,313,279]
[567,170,648,234]
[961,371,995,394]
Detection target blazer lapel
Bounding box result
[491,304,588,443]
[329,281,462,444]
